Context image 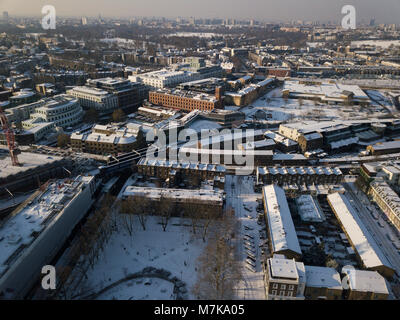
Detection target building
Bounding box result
[24,94,83,129]
[278,120,376,152]
[265,130,298,153]
[224,78,276,107]
[262,185,302,260]
[9,90,37,107]
[304,266,342,300]
[327,193,395,278]
[122,186,224,215]
[66,86,118,114]
[70,124,140,155]
[129,69,198,89]
[282,79,370,105]
[256,166,343,186]
[368,180,400,231]
[367,140,400,156]
[86,77,148,112]
[295,195,325,222]
[342,268,389,300]
[0,175,98,299]
[264,256,306,300]
[149,88,222,112]
[298,132,324,153]
[137,158,226,187]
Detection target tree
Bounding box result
[83,107,99,123]
[125,196,151,231]
[200,206,218,243]
[183,202,201,235]
[57,133,70,148]
[156,196,175,232]
[192,209,242,300]
[112,108,125,122]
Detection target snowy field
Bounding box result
[238,88,387,122]
[351,40,400,49]
[78,216,207,300]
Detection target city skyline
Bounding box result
[0,0,400,24]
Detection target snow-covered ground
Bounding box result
[77,215,207,300]
[225,175,266,300]
[240,88,377,123]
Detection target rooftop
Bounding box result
[263,185,302,256]
[327,193,393,271]
[305,265,342,289]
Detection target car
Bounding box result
[244,240,254,247]
[246,259,256,268]
[245,265,256,273]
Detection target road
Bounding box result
[344,182,400,277]
[225,175,266,300]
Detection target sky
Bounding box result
[0,0,399,24]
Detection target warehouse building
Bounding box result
[327,193,395,278]
[262,185,302,260]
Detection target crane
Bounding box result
[0,105,20,166]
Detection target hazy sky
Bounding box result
[0,0,399,23]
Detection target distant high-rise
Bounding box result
[81,16,88,25]
[370,18,376,26]
[2,11,9,22]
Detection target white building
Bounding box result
[129,69,198,89]
[327,192,395,278]
[0,175,98,299]
[66,86,118,113]
[264,255,306,300]
[26,94,83,129]
[262,185,302,260]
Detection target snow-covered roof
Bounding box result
[296,195,325,222]
[305,265,342,289]
[138,158,226,173]
[123,186,224,205]
[263,185,302,256]
[327,193,393,271]
[342,269,389,295]
[0,176,94,278]
[269,257,299,280]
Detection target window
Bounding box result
[288,285,294,291]
[273,283,278,289]
[271,290,277,296]
[279,291,285,296]
[287,291,293,297]
[281,284,286,290]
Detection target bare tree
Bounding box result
[193,230,242,299]
[136,196,151,231]
[156,196,175,232]
[200,206,218,242]
[182,202,201,235]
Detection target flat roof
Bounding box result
[343,268,389,294]
[0,176,94,277]
[0,152,63,179]
[305,265,342,289]
[123,186,224,204]
[269,257,299,280]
